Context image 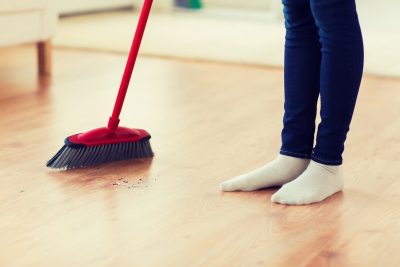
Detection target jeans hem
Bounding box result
[280,150,311,159]
[311,155,342,166]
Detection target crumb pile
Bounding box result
[112,177,149,189]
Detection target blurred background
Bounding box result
[53,0,400,78]
[1,0,399,78]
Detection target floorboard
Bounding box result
[1,45,400,267]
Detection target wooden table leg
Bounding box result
[37,39,52,75]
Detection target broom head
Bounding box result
[46,126,153,170]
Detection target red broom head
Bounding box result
[46,126,153,169]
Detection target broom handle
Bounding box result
[108,0,153,131]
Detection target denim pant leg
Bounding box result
[280,0,321,159]
[310,0,364,165]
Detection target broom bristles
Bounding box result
[46,140,153,170]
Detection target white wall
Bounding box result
[132,0,174,12]
[58,0,134,15]
[58,0,282,15]
[132,0,274,13]
[202,0,270,11]
[58,0,175,14]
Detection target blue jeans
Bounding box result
[279,0,364,165]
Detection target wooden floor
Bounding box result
[1,45,400,267]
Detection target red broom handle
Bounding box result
[108,0,153,131]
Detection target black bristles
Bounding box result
[46,140,154,170]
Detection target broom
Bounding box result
[46,0,154,170]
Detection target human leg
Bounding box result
[310,0,364,165]
[220,0,319,192]
[272,0,364,205]
[279,0,322,159]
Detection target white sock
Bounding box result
[271,160,345,205]
[220,155,310,192]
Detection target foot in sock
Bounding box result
[220,155,310,192]
[271,160,345,205]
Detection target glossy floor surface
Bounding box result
[1,45,400,267]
